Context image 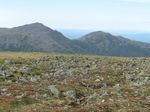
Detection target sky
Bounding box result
[0,0,150,32]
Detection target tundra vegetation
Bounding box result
[0,52,150,112]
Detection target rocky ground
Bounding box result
[0,52,150,112]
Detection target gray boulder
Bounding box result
[48,85,60,97]
[63,90,76,99]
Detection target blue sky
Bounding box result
[0,0,150,31]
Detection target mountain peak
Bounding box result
[79,31,113,41]
[12,22,53,32]
[27,22,45,27]
[86,31,112,37]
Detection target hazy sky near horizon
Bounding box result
[0,0,150,31]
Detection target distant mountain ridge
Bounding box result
[0,23,150,57]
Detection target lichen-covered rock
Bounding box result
[63,90,76,99]
[30,76,41,82]
[48,85,60,97]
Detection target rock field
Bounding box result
[0,52,150,112]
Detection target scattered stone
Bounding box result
[146,96,150,102]
[19,77,28,82]
[63,90,76,99]
[101,99,105,102]
[30,76,41,82]
[48,85,60,97]
[1,88,7,92]
[95,79,100,82]
[114,84,121,91]
[16,94,24,99]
